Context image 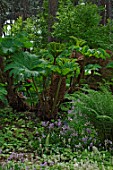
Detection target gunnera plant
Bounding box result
[68,86,113,144]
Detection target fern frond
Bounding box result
[72,86,113,120]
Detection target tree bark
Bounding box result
[0,12,2,36]
[48,0,58,42]
[97,0,112,25]
[106,0,112,20]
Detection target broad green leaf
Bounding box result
[4,51,44,79]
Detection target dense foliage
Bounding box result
[1,1,113,169]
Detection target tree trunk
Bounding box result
[0,18,3,36]
[48,0,58,42]
[106,0,112,20]
[99,0,106,25]
[97,0,112,25]
[73,0,79,5]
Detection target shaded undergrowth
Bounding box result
[0,107,113,169]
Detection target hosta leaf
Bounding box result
[85,64,102,70]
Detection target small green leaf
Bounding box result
[106,62,113,68]
[45,134,50,146]
[62,68,71,76]
[23,41,33,48]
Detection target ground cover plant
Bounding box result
[1,1,113,169]
[0,107,113,170]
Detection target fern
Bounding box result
[69,86,113,122]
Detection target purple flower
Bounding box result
[62,124,70,130]
[40,162,48,166]
[86,128,91,134]
[42,133,46,138]
[82,137,88,143]
[57,120,62,127]
[41,121,48,127]
[99,143,102,147]
[21,158,25,163]
[48,123,54,129]
[68,110,73,114]
[7,153,14,161]
[90,142,93,147]
[49,161,54,166]
[18,153,24,158]
[7,158,11,162]
[72,132,78,137]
